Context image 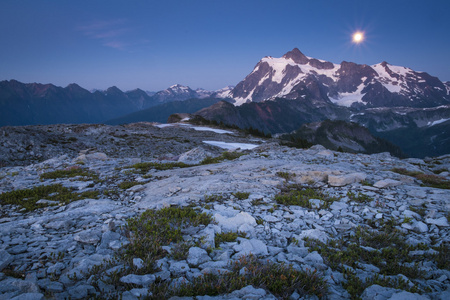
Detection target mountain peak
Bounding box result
[282,48,309,64]
[106,86,123,95]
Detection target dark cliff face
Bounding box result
[280,119,406,157]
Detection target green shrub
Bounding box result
[232,192,250,200]
[275,171,294,180]
[204,194,225,203]
[214,231,247,246]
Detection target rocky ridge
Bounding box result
[0,124,449,299]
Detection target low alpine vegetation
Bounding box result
[232,191,250,200]
[200,151,246,165]
[40,166,99,181]
[391,168,450,189]
[166,254,327,299]
[304,224,439,299]
[123,161,193,174]
[0,184,99,211]
[274,184,337,209]
[117,180,142,190]
[214,231,247,246]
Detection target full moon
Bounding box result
[352,32,364,43]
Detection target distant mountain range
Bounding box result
[0,80,231,126]
[1,48,449,157]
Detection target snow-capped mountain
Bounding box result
[211,85,234,99]
[150,84,233,103]
[230,48,450,108]
[151,84,200,103]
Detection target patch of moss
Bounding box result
[275,171,295,181]
[200,151,245,165]
[40,167,99,181]
[118,181,142,190]
[0,184,99,211]
[214,231,247,246]
[232,192,250,200]
[123,161,193,174]
[204,194,225,203]
[347,191,373,203]
[274,184,337,209]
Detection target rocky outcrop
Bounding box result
[0,124,449,299]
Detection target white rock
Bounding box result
[373,179,402,188]
[330,201,348,211]
[187,247,211,266]
[233,239,268,258]
[263,215,279,222]
[402,210,421,220]
[361,284,399,300]
[388,291,430,300]
[328,172,366,187]
[309,199,323,209]
[214,212,256,232]
[133,258,145,269]
[119,274,155,286]
[10,293,44,300]
[298,229,329,244]
[74,230,101,244]
[318,150,334,157]
[412,221,428,233]
[228,285,271,299]
[304,251,323,264]
[169,261,190,276]
[425,217,449,227]
[86,152,108,160]
[127,184,145,192]
[0,250,13,270]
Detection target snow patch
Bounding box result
[428,118,450,126]
[154,123,234,134]
[329,82,366,107]
[191,127,234,134]
[203,141,259,150]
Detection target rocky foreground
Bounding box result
[0,123,449,299]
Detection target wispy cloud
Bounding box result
[77,19,139,51]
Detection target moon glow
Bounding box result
[352,32,364,43]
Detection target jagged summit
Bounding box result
[282,47,309,64]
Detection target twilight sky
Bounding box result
[1,0,449,92]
